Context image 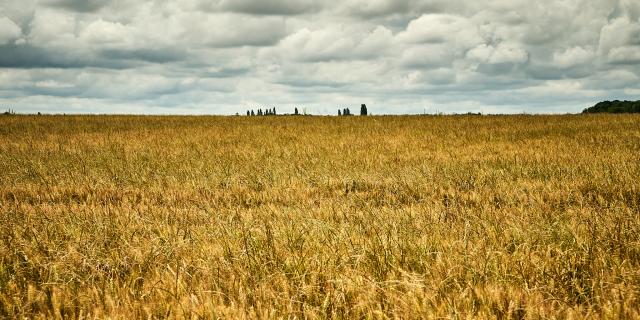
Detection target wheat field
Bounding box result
[0,114,639,319]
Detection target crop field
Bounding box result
[0,114,639,319]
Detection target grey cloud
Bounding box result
[0,44,124,69]
[524,63,594,80]
[99,48,186,64]
[582,69,640,90]
[476,62,526,76]
[342,0,412,18]
[0,44,182,69]
[216,0,321,15]
[41,0,110,12]
[199,67,251,78]
[341,0,457,19]
[276,78,349,88]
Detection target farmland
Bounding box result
[0,114,639,318]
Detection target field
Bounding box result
[0,114,639,318]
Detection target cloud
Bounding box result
[598,17,640,63]
[552,46,595,68]
[79,19,133,45]
[0,44,120,69]
[41,0,110,12]
[340,0,412,18]
[268,25,393,62]
[400,45,453,69]
[26,9,78,47]
[607,46,640,64]
[215,0,321,15]
[99,48,186,64]
[181,13,287,47]
[0,17,22,45]
[339,0,456,19]
[589,69,639,89]
[467,43,528,65]
[398,14,482,48]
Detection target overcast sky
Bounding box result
[1,0,639,114]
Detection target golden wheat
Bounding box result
[0,114,638,319]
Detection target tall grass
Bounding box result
[0,114,639,318]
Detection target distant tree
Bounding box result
[273,107,276,115]
[338,109,342,116]
[583,100,640,113]
[360,104,368,116]
[251,110,255,116]
[294,107,299,115]
[346,108,351,116]
[247,110,250,116]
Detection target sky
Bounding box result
[1,0,639,115]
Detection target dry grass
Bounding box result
[0,114,639,319]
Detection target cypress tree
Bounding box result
[360,104,367,116]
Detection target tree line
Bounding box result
[582,100,640,113]
[245,104,369,116]
[246,107,278,116]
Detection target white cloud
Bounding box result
[518,80,601,98]
[27,9,78,46]
[398,14,482,49]
[181,13,287,47]
[598,17,640,61]
[268,24,393,62]
[79,19,133,45]
[401,44,452,69]
[552,46,595,68]
[0,17,22,44]
[607,46,640,64]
